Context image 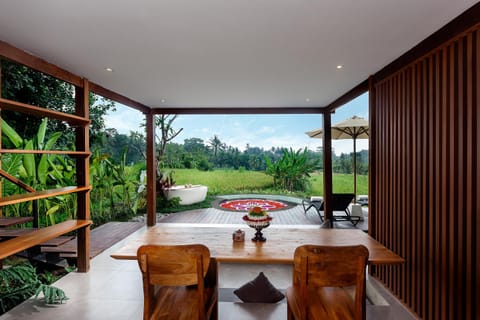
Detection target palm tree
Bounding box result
[208,134,224,157]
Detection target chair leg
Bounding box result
[287,303,295,320]
[301,200,311,215]
[316,210,324,222]
[210,303,218,320]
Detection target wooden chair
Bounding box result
[137,244,218,320]
[286,245,369,320]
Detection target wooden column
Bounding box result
[146,112,156,226]
[322,111,333,227]
[75,79,90,272]
[0,59,3,219]
[368,76,376,237]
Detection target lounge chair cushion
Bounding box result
[234,272,285,303]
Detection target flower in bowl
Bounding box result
[249,206,267,216]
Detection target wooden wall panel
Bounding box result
[371,26,479,320]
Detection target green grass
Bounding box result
[172,168,274,194]
[309,172,369,196]
[169,168,368,197]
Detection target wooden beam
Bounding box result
[0,40,83,87]
[89,81,151,114]
[151,106,326,115]
[0,97,90,125]
[322,111,333,227]
[326,80,369,112]
[146,113,156,226]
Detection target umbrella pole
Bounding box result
[353,137,357,203]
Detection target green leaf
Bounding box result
[45,205,60,226]
[1,119,23,147]
[23,140,36,179]
[43,132,62,150]
[37,154,49,185]
[36,118,48,149]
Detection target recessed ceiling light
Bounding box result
[160,98,166,104]
[336,65,343,69]
[105,67,113,72]
[305,98,310,102]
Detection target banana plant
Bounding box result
[1,118,73,225]
[265,148,318,192]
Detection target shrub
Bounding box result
[0,262,68,314]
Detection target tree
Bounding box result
[184,137,206,154]
[208,134,225,157]
[1,59,116,147]
[154,115,183,166]
[95,129,146,164]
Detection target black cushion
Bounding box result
[233,272,285,303]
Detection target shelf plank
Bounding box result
[0,219,92,260]
[0,217,34,227]
[0,149,91,157]
[0,97,90,126]
[0,186,91,207]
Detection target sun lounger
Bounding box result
[302,193,361,226]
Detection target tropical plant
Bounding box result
[1,118,76,225]
[265,148,319,192]
[89,149,144,225]
[0,262,68,314]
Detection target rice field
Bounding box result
[171,169,368,196]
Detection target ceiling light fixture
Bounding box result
[305,98,310,102]
[105,67,113,72]
[336,65,343,69]
[160,98,166,104]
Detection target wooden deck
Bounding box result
[157,205,368,230]
[41,221,144,259]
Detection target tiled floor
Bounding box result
[1,203,415,319]
[1,222,418,319]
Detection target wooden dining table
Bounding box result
[111,225,404,265]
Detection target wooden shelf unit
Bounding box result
[0,76,92,272]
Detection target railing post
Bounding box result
[75,79,90,272]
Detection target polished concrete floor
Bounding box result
[0,223,418,320]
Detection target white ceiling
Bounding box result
[0,0,477,109]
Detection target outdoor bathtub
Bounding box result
[165,184,208,205]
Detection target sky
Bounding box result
[105,92,369,155]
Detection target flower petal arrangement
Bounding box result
[243,206,272,227]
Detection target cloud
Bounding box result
[105,104,144,134]
[106,99,370,155]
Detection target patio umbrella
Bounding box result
[306,115,369,202]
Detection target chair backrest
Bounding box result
[137,244,210,286]
[319,193,355,211]
[292,245,369,319]
[137,244,212,320]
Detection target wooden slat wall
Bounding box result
[371,25,479,320]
